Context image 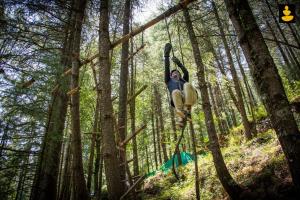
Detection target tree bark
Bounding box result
[213,85,230,133]
[183,7,244,199]
[189,121,200,200]
[208,81,226,135]
[154,84,168,162]
[96,156,104,200]
[117,0,131,192]
[225,0,300,188]
[151,104,158,170]
[129,38,139,178]
[87,95,100,193]
[31,2,74,199]
[58,137,72,200]
[98,0,123,198]
[155,113,163,165]
[69,0,89,199]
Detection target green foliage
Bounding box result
[254,105,268,121]
[144,129,287,200]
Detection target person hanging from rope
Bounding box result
[164,43,198,128]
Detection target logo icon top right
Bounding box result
[279,4,296,23]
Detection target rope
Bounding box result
[171,116,187,180]
[177,18,185,67]
[164,13,177,70]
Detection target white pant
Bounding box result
[171,83,197,111]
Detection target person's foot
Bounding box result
[164,43,172,57]
[176,109,185,118]
[176,117,185,129]
[185,111,192,122]
[184,105,192,121]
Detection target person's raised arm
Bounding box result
[164,43,172,84]
[172,57,189,82]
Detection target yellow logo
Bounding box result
[282,5,294,22]
[279,4,296,23]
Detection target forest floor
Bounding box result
[142,120,299,200]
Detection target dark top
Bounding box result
[164,56,189,107]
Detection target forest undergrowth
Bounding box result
[142,121,298,200]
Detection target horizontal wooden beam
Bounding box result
[67,87,80,96]
[126,44,146,61]
[120,124,147,147]
[83,132,101,135]
[127,85,148,104]
[119,158,134,167]
[62,68,72,77]
[120,174,146,200]
[21,78,35,88]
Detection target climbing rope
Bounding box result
[171,115,188,180]
[164,14,177,72]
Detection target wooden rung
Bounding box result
[127,85,148,104]
[120,124,147,146]
[51,84,59,94]
[111,96,118,102]
[67,87,79,96]
[83,132,101,135]
[126,44,146,61]
[21,78,35,88]
[120,174,146,200]
[119,158,134,166]
[62,68,72,77]
[132,175,140,179]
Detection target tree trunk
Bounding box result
[93,120,101,198]
[208,81,226,135]
[31,2,74,199]
[155,113,163,165]
[215,81,233,129]
[98,0,123,198]
[69,0,89,199]
[189,121,200,200]
[212,1,252,140]
[58,138,72,200]
[154,85,168,162]
[117,0,131,191]
[57,119,70,200]
[87,95,100,193]
[96,156,104,200]
[129,38,139,178]
[151,105,159,170]
[225,0,300,188]
[183,7,244,199]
